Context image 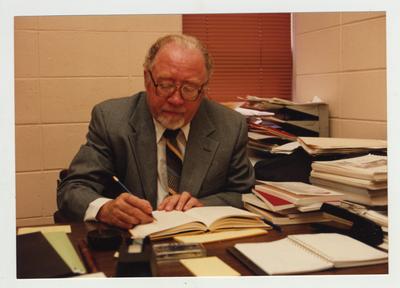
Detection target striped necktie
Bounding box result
[164,129,183,195]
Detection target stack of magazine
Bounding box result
[309,154,387,207]
[242,181,344,225]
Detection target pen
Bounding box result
[262,218,282,233]
[77,239,99,273]
[112,175,130,192]
[112,175,155,221]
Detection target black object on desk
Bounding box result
[115,237,152,277]
[313,203,384,246]
[87,228,122,251]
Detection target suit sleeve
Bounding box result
[57,104,116,220]
[199,117,255,208]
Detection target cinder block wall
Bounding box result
[293,12,387,139]
[15,15,182,226]
[15,12,387,225]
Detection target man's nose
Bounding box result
[167,88,185,105]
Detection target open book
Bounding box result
[129,206,270,240]
[230,233,388,275]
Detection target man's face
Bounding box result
[144,42,208,129]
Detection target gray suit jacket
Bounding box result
[57,92,255,220]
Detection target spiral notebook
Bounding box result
[230,233,388,275]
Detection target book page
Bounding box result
[289,233,388,268]
[234,238,333,275]
[174,228,268,244]
[130,210,200,239]
[183,206,260,228]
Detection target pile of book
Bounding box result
[242,181,344,225]
[309,154,387,207]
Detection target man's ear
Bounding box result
[143,70,151,90]
[200,85,209,99]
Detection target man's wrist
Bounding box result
[84,197,112,221]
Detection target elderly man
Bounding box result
[57,34,255,229]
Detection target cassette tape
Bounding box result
[152,242,206,262]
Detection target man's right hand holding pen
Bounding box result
[96,193,154,229]
[96,176,153,229]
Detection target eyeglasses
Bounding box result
[148,70,206,101]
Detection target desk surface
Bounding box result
[56,222,388,277]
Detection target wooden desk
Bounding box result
[60,222,387,277]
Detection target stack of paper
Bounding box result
[247,131,292,153]
[236,96,330,154]
[298,137,387,156]
[309,154,387,207]
[248,119,297,142]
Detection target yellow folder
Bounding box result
[43,231,86,274]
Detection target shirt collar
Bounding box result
[153,119,190,143]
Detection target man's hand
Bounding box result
[97,193,153,229]
[158,191,203,211]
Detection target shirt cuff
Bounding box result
[83,197,112,222]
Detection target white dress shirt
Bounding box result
[83,119,189,221]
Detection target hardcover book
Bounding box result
[252,189,296,212]
[255,181,344,206]
[243,202,328,225]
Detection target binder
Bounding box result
[16,232,75,278]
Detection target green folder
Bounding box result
[43,231,87,274]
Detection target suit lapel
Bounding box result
[127,94,158,209]
[180,100,219,196]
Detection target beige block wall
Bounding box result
[15,15,182,225]
[293,12,387,139]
